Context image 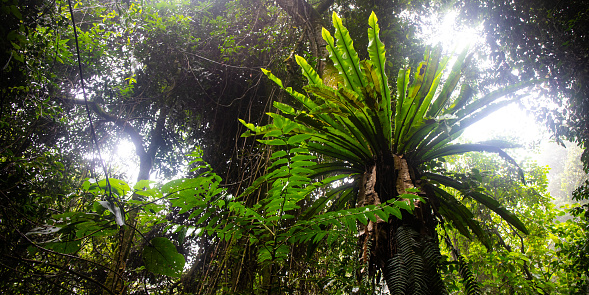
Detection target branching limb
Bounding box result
[65,98,148,159]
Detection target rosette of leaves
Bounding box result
[241,12,534,294]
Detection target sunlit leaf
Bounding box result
[143,237,185,278]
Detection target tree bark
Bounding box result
[274,0,330,74]
[359,154,445,294]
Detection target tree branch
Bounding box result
[315,0,334,14]
[65,98,148,159]
[3,255,116,295]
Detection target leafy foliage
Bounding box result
[2,0,587,293]
[143,237,186,278]
[440,153,586,294]
[385,226,445,294]
[241,11,536,293]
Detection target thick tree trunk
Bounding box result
[359,154,445,294]
[274,0,330,74]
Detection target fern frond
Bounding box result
[458,256,481,295]
[443,231,481,295]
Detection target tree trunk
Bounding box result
[100,107,169,294]
[360,154,446,294]
[274,0,329,74]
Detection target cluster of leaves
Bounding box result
[440,153,586,294]
[0,0,94,292]
[0,0,296,292]
[236,10,541,293]
[22,149,224,284]
[4,0,589,293]
[237,119,415,267]
[18,140,409,293]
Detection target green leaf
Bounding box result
[290,161,316,168]
[322,27,355,92]
[394,68,411,150]
[261,68,284,88]
[196,212,211,225]
[433,186,491,247]
[423,143,525,183]
[75,221,105,238]
[394,200,413,212]
[344,215,358,232]
[188,208,204,220]
[467,191,529,235]
[454,79,538,119]
[143,237,185,278]
[264,129,283,138]
[239,118,258,134]
[270,150,288,159]
[366,211,378,222]
[332,12,367,91]
[291,154,315,162]
[273,102,296,116]
[268,158,289,170]
[428,48,470,118]
[134,179,156,190]
[258,138,287,146]
[426,173,529,235]
[383,206,402,219]
[295,55,323,85]
[374,209,389,222]
[416,98,517,155]
[287,134,312,145]
[98,178,130,196]
[301,184,354,220]
[44,240,81,254]
[93,201,106,214]
[10,5,22,19]
[367,12,391,111]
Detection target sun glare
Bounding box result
[422,10,482,51]
[460,103,545,144]
[114,139,140,183]
[419,10,548,147]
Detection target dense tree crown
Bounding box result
[1,0,587,294]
